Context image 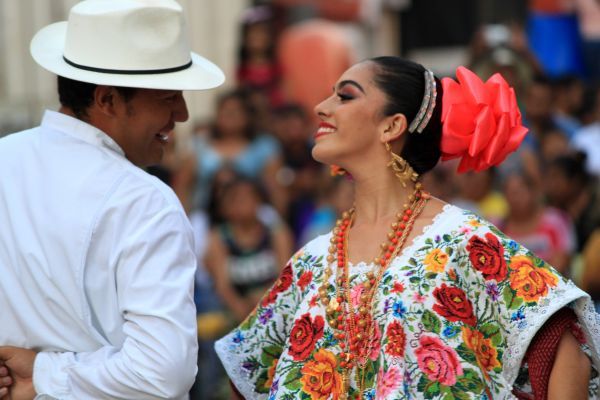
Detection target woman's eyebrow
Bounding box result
[335,80,365,94]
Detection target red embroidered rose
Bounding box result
[289,313,324,361]
[466,233,507,281]
[385,321,406,357]
[415,335,463,386]
[298,271,313,291]
[261,263,293,306]
[432,284,477,326]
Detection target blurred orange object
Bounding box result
[277,19,355,123]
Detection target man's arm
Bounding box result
[23,205,198,399]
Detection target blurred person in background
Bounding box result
[452,168,509,223]
[499,172,576,275]
[204,177,293,322]
[552,74,584,138]
[0,0,225,398]
[236,5,285,108]
[270,103,323,237]
[545,152,600,252]
[298,174,355,245]
[574,0,600,83]
[192,90,286,215]
[572,85,600,176]
[526,0,585,77]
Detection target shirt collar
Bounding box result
[41,110,126,158]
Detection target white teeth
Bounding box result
[318,127,336,134]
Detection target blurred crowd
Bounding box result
[139,0,600,398]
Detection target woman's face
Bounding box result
[312,62,390,168]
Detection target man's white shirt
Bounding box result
[0,111,198,399]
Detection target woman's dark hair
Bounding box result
[57,76,138,120]
[369,57,444,175]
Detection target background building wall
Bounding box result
[0,0,250,137]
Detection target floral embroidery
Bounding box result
[432,284,477,326]
[376,366,402,399]
[289,313,324,361]
[424,248,448,273]
[385,321,406,357]
[509,255,558,302]
[466,233,507,281]
[415,335,463,386]
[298,270,313,291]
[215,207,594,400]
[261,262,293,306]
[300,349,342,400]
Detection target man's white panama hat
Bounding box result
[30,0,225,90]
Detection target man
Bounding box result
[0,0,224,399]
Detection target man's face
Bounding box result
[113,89,188,167]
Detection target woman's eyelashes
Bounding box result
[337,92,353,101]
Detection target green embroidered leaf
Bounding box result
[300,391,313,399]
[450,385,472,400]
[422,310,441,334]
[425,272,438,280]
[425,238,434,245]
[422,283,430,292]
[417,375,441,399]
[443,234,452,242]
[455,368,485,394]
[383,274,393,285]
[409,257,418,266]
[456,343,477,364]
[446,247,454,257]
[254,370,272,394]
[383,287,390,295]
[502,285,524,310]
[480,323,503,347]
[409,276,421,284]
[283,366,303,391]
[260,345,283,365]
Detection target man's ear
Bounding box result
[380,113,408,144]
[93,86,118,116]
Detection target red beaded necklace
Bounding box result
[319,185,430,398]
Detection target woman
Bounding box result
[499,172,576,275]
[215,57,600,399]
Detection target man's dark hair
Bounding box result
[369,56,444,175]
[57,76,138,119]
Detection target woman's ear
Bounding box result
[380,113,408,144]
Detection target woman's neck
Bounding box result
[351,171,417,225]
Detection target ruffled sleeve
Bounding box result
[458,213,600,389]
[214,252,301,399]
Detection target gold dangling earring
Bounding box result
[384,142,419,188]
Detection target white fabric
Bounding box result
[0,110,198,399]
[572,122,600,177]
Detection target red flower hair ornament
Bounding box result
[440,66,528,173]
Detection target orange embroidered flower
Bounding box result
[300,349,342,400]
[462,327,500,379]
[509,255,558,302]
[424,249,449,273]
[265,358,279,389]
